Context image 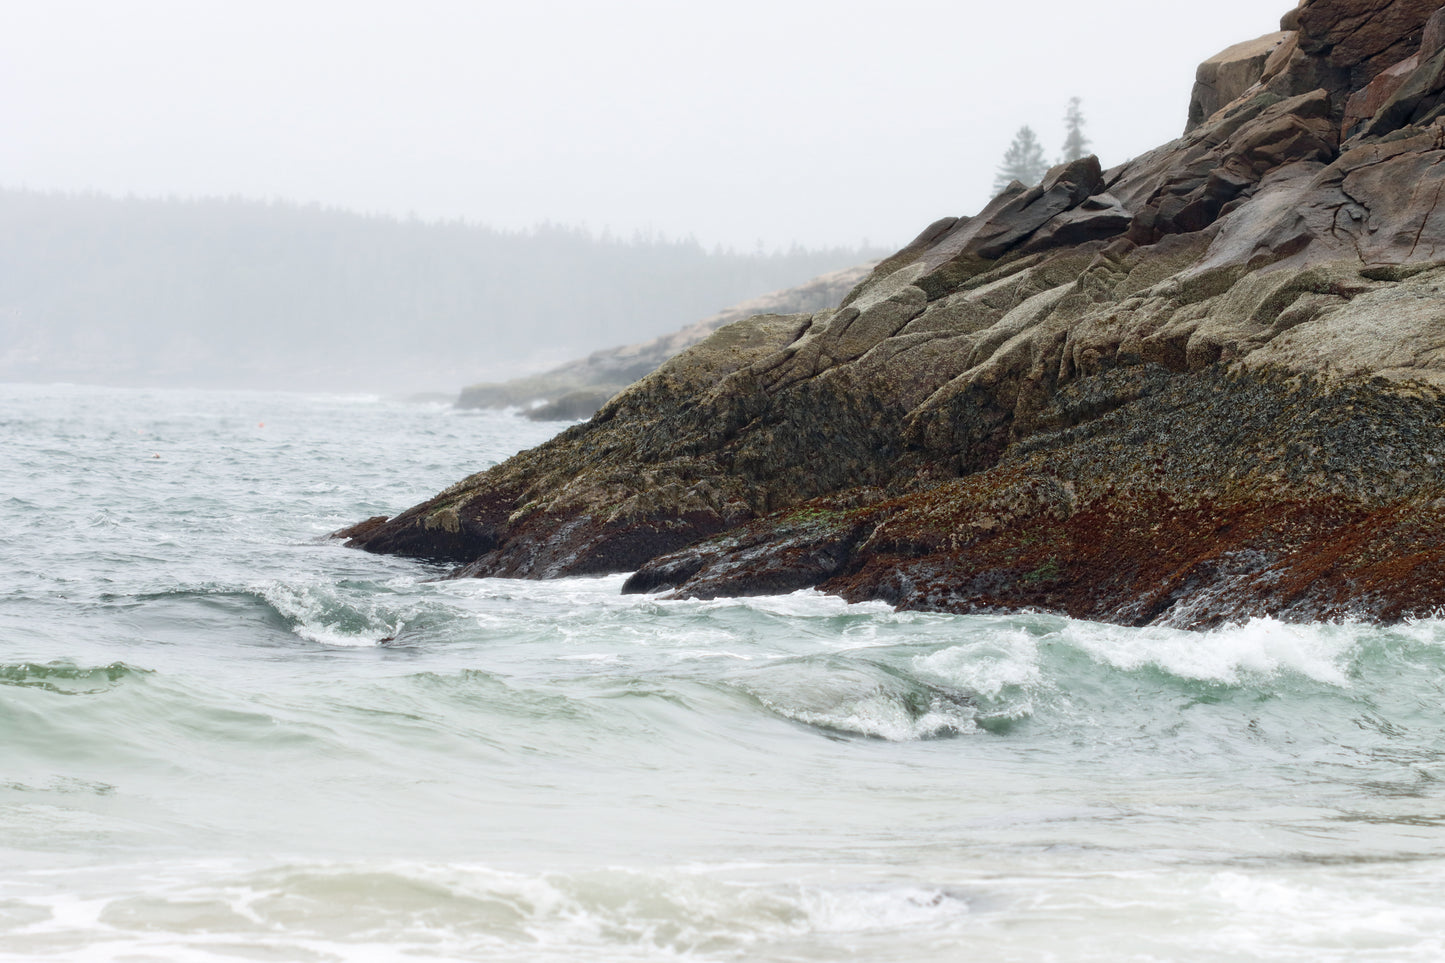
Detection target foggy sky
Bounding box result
[3,0,1289,251]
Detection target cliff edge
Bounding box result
[341,0,1445,627]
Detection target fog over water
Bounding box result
[0,190,878,392]
[5,0,1287,251]
[3,1,1290,393]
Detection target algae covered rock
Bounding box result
[345,0,1445,627]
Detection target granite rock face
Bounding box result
[342,0,1445,627]
[1188,32,1293,132]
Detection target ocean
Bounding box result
[4,382,1445,962]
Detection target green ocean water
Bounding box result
[4,382,1445,962]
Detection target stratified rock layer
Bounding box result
[342,0,1445,627]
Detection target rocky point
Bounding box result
[339,0,1445,628]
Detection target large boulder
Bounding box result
[1188,32,1293,132]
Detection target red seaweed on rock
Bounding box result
[339,0,1445,628]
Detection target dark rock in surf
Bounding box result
[332,515,390,541]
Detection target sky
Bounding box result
[2,0,1291,252]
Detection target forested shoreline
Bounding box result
[0,189,880,392]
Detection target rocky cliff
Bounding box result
[341,0,1445,628]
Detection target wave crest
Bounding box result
[0,661,149,695]
[732,656,978,741]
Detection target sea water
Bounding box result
[4,382,1445,962]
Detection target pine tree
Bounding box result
[993,126,1049,195]
[1060,97,1090,163]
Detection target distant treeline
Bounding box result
[0,190,883,392]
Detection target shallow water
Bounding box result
[4,383,1445,961]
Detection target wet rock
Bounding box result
[331,515,390,541]
[624,492,887,600]
[344,309,886,572]
[640,369,1445,627]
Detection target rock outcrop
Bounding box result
[341,0,1445,628]
[454,263,874,420]
[1188,32,1293,132]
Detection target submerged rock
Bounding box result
[344,0,1445,627]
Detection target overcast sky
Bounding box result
[3,0,1290,251]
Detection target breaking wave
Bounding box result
[9,385,1445,962]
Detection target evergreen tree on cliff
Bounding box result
[1060,97,1090,162]
[993,126,1048,194]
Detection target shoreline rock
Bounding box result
[343,0,1445,628]
[625,367,1445,627]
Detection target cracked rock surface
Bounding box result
[341,0,1445,627]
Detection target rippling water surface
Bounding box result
[5,383,1445,961]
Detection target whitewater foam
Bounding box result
[10,385,1445,962]
[254,579,413,647]
[0,860,982,963]
[736,656,979,741]
[1059,616,1359,687]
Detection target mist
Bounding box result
[1,0,1292,392]
[0,190,880,393]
